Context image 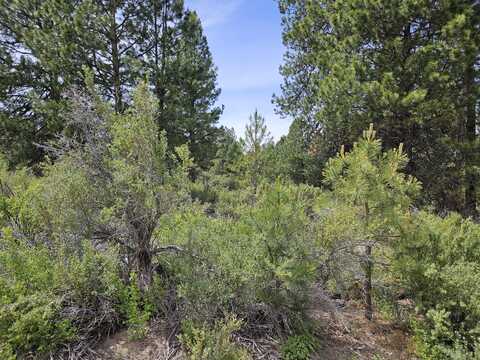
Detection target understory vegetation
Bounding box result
[1,90,479,358]
[0,0,479,359]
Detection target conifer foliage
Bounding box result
[276,0,480,215]
[1,1,480,359]
[0,0,222,168]
[323,124,420,320]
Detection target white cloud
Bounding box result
[185,0,243,28]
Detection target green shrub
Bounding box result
[445,344,480,360]
[0,229,73,358]
[413,301,480,359]
[395,212,480,358]
[0,228,122,357]
[179,316,251,360]
[248,182,317,315]
[161,182,317,329]
[119,273,154,340]
[280,333,317,360]
[0,293,74,359]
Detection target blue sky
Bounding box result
[184,0,290,140]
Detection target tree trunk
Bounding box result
[134,221,155,292]
[110,3,122,113]
[126,204,155,292]
[136,248,153,292]
[464,59,477,218]
[158,0,168,115]
[363,202,373,321]
[363,243,373,321]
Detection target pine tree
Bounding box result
[444,1,480,217]
[244,110,272,155]
[323,124,420,320]
[274,118,325,185]
[89,0,144,113]
[0,0,223,169]
[276,0,480,215]
[136,0,184,105]
[167,10,223,168]
[136,2,223,167]
[0,0,94,166]
[243,110,273,189]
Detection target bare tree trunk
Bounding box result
[363,202,373,321]
[136,247,153,292]
[363,243,373,321]
[464,59,477,218]
[126,204,155,292]
[109,2,122,113]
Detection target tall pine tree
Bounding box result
[276,0,480,215]
[136,1,223,167]
[89,0,144,113]
[0,0,94,166]
[242,110,273,189]
[0,0,223,169]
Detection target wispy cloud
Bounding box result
[184,0,290,138]
[186,0,243,28]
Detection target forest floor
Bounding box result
[95,284,416,360]
[308,284,416,360]
[95,319,183,360]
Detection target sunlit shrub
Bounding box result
[280,333,318,360]
[0,228,122,358]
[395,212,480,358]
[179,315,251,360]
[160,182,317,332]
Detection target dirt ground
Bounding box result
[95,320,184,360]
[308,285,417,360]
[95,285,417,360]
